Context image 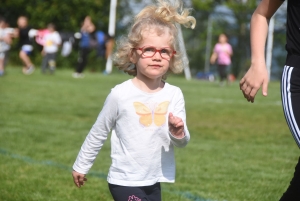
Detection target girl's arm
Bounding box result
[72,90,118,176]
[168,89,190,148]
[210,52,217,64]
[239,0,283,103]
[210,44,217,64]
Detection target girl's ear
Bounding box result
[129,49,137,63]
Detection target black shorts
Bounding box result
[108,183,161,201]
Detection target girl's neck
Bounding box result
[132,76,164,93]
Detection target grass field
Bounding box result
[0,66,299,201]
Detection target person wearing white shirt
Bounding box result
[72,0,196,200]
[0,17,14,76]
[41,23,61,74]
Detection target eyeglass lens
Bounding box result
[142,47,173,59]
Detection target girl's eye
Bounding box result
[161,48,171,55]
[144,47,155,52]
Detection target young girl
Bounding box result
[240,0,300,200]
[210,33,233,86]
[72,0,196,200]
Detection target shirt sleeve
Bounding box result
[168,88,190,148]
[72,89,119,174]
[55,32,62,45]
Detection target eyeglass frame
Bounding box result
[133,46,177,60]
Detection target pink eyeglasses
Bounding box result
[133,46,176,60]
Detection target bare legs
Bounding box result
[19,50,34,74]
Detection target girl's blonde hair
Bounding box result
[113,0,196,79]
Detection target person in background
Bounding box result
[71,0,196,200]
[210,33,233,86]
[41,23,61,74]
[73,16,96,78]
[0,17,14,76]
[16,16,35,75]
[239,0,300,200]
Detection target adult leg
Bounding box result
[280,65,300,201]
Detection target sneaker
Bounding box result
[23,66,35,75]
[72,72,84,78]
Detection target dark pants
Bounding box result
[41,53,56,73]
[279,157,300,201]
[75,47,90,73]
[108,183,161,201]
[280,62,300,200]
[217,64,228,82]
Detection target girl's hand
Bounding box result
[168,113,185,138]
[239,63,268,103]
[72,170,87,188]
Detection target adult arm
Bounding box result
[239,0,283,102]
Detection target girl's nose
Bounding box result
[153,51,161,60]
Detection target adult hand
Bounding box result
[72,170,87,188]
[239,63,268,103]
[168,113,185,138]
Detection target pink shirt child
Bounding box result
[213,43,232,66]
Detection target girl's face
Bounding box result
[219,34,227,44]
[131,27,174,81]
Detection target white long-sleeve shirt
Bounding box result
[43,31,61,53]
[73,79,190,186]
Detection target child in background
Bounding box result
[16,16,35,75]
[41,23,61,74]
[72,16,96,78]
[240,0,300,200]
[72,0,196,200]
[0,17,14,76]
[210,33,233,86]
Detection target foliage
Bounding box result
[187,0,258,77]
[0,0,114,69]
[0,0,287,78]
[0,0,109,31]
[0,67,298,201]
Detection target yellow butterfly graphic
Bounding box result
[133,101,170,127]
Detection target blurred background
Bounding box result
[0,1,295,201]
[0,0,287,80]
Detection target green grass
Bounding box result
[0,66,298,201]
